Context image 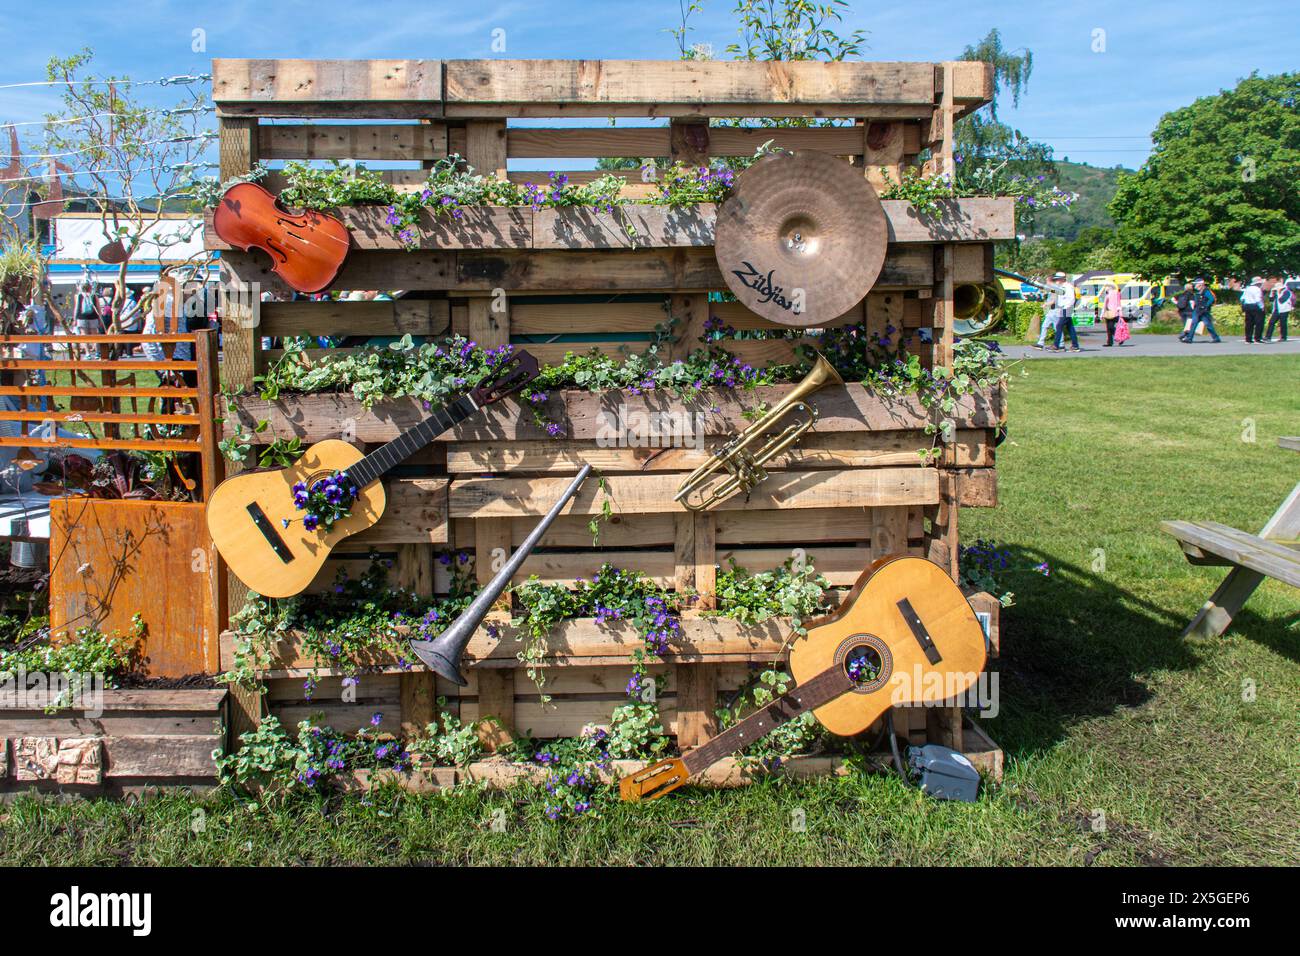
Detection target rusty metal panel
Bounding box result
[48,499,221,677]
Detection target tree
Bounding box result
[1110,72,1300,279]
[953,30,1054,192]
[40,49,214,329]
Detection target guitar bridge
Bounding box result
[247,502,294,564]
[897,598,942,665]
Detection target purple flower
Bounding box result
[370,712,383,726]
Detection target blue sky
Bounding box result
[0,0,1295,169]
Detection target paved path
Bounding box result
[1000,330,1300,360]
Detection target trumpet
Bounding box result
[675,352,843,511]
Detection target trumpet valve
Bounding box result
[725,449,767,494]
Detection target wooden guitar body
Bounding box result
[206,440,385,598]
[789,555,987,736]
[212,182,351,294]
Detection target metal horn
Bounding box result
[953,281,1007,337]
[409,463,593,685]
[674,351,843,511]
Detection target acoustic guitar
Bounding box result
[212,182,351,294]
[207,350,540,598]
[620,555,987,801]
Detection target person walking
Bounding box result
[1241,277,1266,343]
[1175,285,1196,341]
[1184,278,1221,343]
[1265,277,1292,342]
[1101,280,1121,346]
[1034,275,1063,350]
[1051,273,1081,352]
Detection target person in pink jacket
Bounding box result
[1101,282,1122,347]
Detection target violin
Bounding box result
[212,182,351,294]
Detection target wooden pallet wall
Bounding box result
[211,58,1009,762]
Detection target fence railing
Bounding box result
[0,329,221,499]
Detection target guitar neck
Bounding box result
[346,394,480,488]
[682,664,856,775]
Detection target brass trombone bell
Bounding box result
[953,281,1007,337]
[953,283,987,321]
[674,352,843,511]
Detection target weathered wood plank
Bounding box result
[1160,520,1300,589]
[219,246,932,296]
[213,59,442,115]
[350,478,449,545]
[445,430,987,473]
[206,199,1011,252]
[505,124,921,158]
[257,122,448,160]
[259,298,449,337]
[443,60,936,115]
[449,468,940,518]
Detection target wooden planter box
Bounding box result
[343,718,1003,793]
[0,688,227,797]
[206,198,1014,254]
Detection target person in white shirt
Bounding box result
[1241,276,1266,344]
[1051,273,1081,351]
[1035,272,1068,349]
[1265,276,1292,343]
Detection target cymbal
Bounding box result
[714,150,888,327]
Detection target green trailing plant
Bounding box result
[0,615,143,710]
[409,699,484,768]
[221,554,477,696]
[713,556,831,634]
[512,564,684,703]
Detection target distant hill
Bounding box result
[1029,161,1129,240]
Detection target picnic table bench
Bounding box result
[1161,437,1300,638]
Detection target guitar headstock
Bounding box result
[619,757,691,802]
[470,349,541,407]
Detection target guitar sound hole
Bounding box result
[844,645,883,686]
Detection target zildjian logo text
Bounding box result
[731,261,803,313]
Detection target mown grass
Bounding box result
[2,354,1297,866]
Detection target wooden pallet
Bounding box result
[211,57,1006,771]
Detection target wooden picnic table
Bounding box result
[1161,437,1300,638]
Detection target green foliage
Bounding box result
[1028,161,1123,240]
[0,615,143,709]
[511,565,683,701]
[215,715,304,802]
[257,334,517,410]
[222,555,476,695]
[1000,300,1039,340]
[607,698,671,760]
[724,0,867,61]
[713,556,830,633]
[410,700,483,768]
[277,160,395,209]
[999,225,1132,276]
[953,29,1059,232]
[1110,72,1300,278]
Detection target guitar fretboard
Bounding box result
[683,664,857,775]
[346,394,480,489]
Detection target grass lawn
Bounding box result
[2,355,1297,866]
